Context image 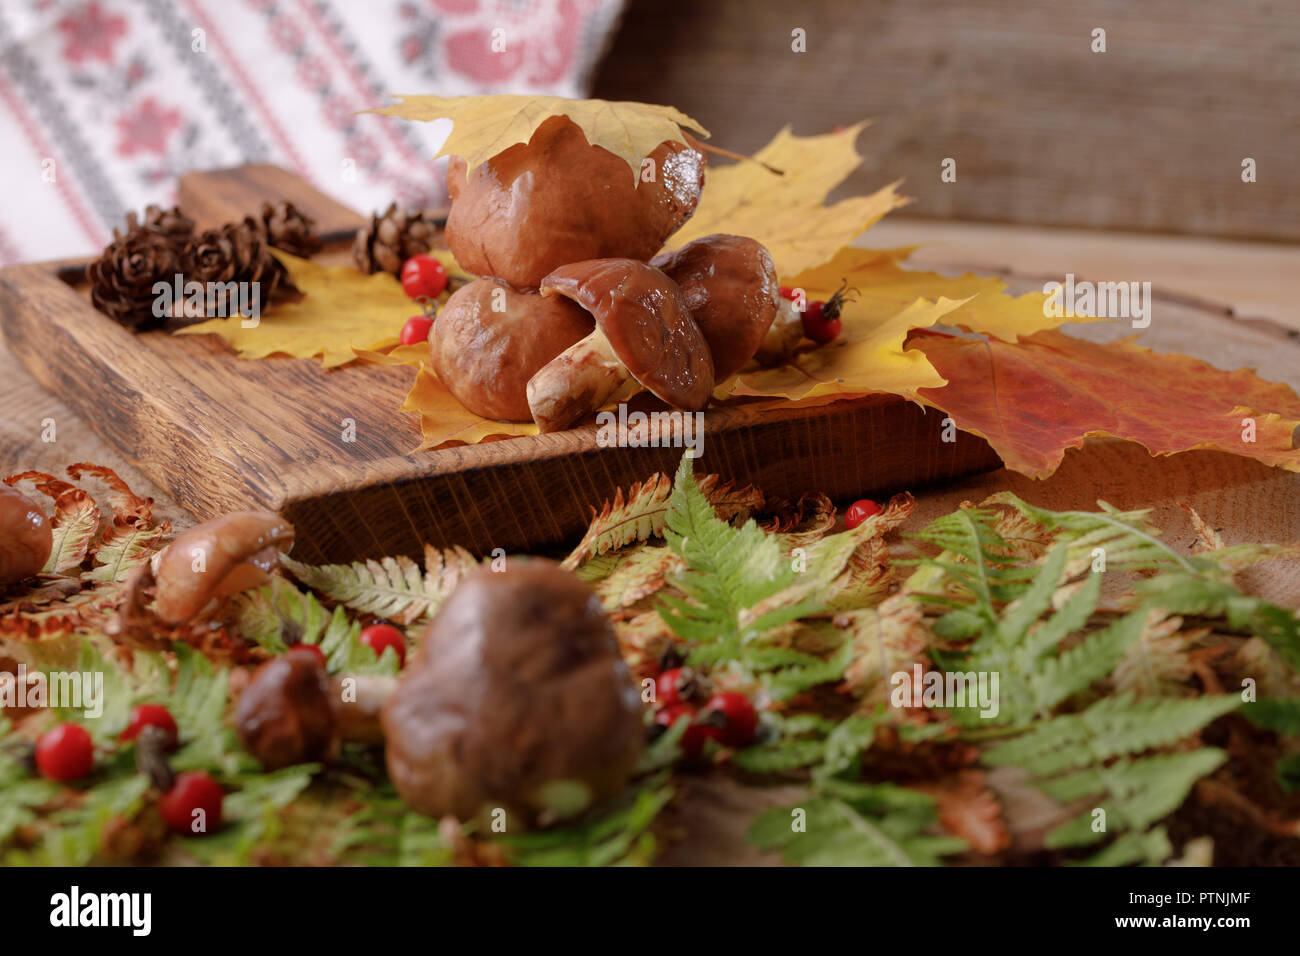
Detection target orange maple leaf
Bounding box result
[911,329,1300,478]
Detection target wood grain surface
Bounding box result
[593,0,1300,241]
[0,165,1003,563]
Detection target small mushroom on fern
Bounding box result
[0,484,53,585]
[116,510,295,634]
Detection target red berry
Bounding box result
[704,692,758,747]
[288,644,327,668]
[399,314,434,346]
[655,667,709,708]
[359,623,406,667]
[655,704,722,760]
[121,704,179,751]
[778,285,797,301]
[655,668,686,708]
[34,723,95,781]
[844,498,883,530]
[801,300,842,344]
[400,254,448,301]
[159,771,224,835]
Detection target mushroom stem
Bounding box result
[526,326,629,433]
[754,297,805,367]
[332,673,395,746]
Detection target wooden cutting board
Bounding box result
[0,165,1000,564]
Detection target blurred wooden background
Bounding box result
[592,0,1300,241]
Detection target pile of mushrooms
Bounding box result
[432,115,789,432]
[236,559,645,826]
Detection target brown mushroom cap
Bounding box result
[382,560,644,825]
[539,259,714,412]
[0,485,52,585]
[652,234,780,381]
[430,277,593,421]
[151,511,294,625]
[235,653,338,770]
[445,115,706,288]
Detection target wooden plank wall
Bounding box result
[591,0,1300,241]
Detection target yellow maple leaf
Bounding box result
[368,95,708,183]
[784,245,1105,343]
[178,252,412,368]
[666,123,906,276]
[401,366,538,450]
[727,245,1108,406]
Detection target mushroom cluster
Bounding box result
[236,559,645,827]
[432,115,783,431]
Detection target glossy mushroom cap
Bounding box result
[539,259,714,412]
[151,511,294,625]
[652,234,780,382]
[430,277,593,421]
[0,485,53,585]
[444,115,706,288]
[382,560,644,825]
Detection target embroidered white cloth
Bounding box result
[0,0,624,264]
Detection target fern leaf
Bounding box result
[1042,750,1226,849]
[982,694,1239,777]
[280,544,477,625]
[749,794,963,866]
[1243,697,1300,735]
[560,473,674,570]
[658,455,816,662]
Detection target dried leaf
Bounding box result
[4,471,100,574]
[913,770,1011,855]
[912,329,1300,479]
[590,546,683,611]
[1112,608,1199,697]
[401,366,539,450]
[839,595,931,702]
[368,94,707,182]
[179,252,412,368]
[562,474,673,571]
[668,124,905,276]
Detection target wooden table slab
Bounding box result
[0,166,1003,564]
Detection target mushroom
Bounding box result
[651,234,781,381]
[117,511,295,632]
[0,485,52,585]
[383,560,644,825]
[429,277,593,421]
[444,115,706,288]
[235,650,393,769]
[525,259,715,433]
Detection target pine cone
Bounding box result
[352,203,436,275]
[259,200,321,258]
[87,229,184,331]
[124,204,195,249]
[181,219,299,318]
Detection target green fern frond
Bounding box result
[281,544,478,626]
[1041,749,1227,848]
[658,456,822,666]
[982,694,1239,776]
[227,578,398,675]
[748,792,964,866]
